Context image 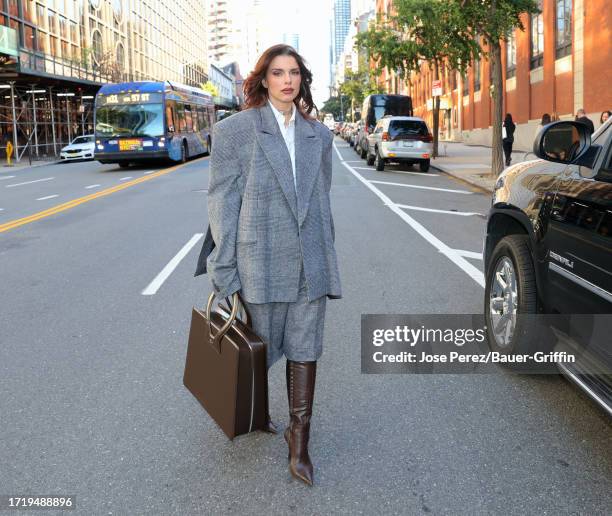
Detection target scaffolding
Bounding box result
[0,82,95,163]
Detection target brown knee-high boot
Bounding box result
[284,359,316,486]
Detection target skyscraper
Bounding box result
[333,0,351,63]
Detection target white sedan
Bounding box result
[60,135,95,161]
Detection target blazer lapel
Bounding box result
[295,111,322,227]
[255,104,298,223]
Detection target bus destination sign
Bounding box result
[98,92,162,105]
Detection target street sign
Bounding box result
[432,80,443,97]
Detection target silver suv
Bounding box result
[366,116,433,172]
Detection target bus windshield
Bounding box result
[95,103,164,137]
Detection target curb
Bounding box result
[431,163,495,195]
[1,160,61,172]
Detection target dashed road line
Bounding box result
[0,175,16,181]
[119,176,133,181]
[5,177,54,188]
[369,179,472,195]
[85,184,101,189]
[352,166,440,177]
[455,250,483,260]
[36,194,59,201]
[394,204,484,217]
[142,233,204,295]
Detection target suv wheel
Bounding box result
[484,235,541,359]
[375,148,385,171]
[419,159,430,172]
[118,162,130,168]
[366,150,375,166]
[360,146,367,159]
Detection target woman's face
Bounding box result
[263,55,301,106]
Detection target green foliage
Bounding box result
[354,0,480,78]
[338,69,381,107]
[200,81,219,97]
[461,0,539,44]
[321,95,350,121]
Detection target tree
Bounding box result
[338,65,382,121]
[322,95,350,121]
[462,0,538,176]
[355,0,478,157]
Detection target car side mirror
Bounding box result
[533,121,591,165]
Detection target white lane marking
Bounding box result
[36,194,59,201]
[0,175,16,180]
[119,176,133,181]
[5,177,54,188]
[394,204,484,217]
[344,160,364,163]
[333,142,485,288]
[143,171,154,175]
[142,233,204,295]
[352,166,440,177]
[85,184,101,189]
[454,250,483,260]
[369,180,472,195]
[0,208,4,211]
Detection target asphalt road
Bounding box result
[0,140,610,515]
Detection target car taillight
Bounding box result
[420,134,433,142]
[382,132,389,141]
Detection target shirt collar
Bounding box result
[268,99,295,126]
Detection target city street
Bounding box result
[1,139,611,515]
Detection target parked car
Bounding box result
[365,116,432,172]
[348,123,359,147]
[60,135,95,161]
[334,122,343,135]
[358,94,413,159]
[323,113,335,131]
[484,118,612,415]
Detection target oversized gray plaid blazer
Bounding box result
[195,102,342,304]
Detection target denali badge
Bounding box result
[549,250,574,269]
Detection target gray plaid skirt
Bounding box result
[241,261,327,369]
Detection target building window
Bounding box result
[473,58,481,92]
[462,70,468,96]
[116,42,124,71]
[23,25,36,51]
[506,31,517,78]
[91,29,102,65]
[531,1,544,69]
[556,0,572,58]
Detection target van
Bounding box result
[357,94,413,159]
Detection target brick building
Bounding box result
[373,0,612,152]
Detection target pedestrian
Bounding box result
[600,110,611,125]
[575,108,595,134]
[541,113,551,125]
[502,113,516,166]
[196,44,341,487]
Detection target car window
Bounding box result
[388,120,428,138]
[72,136,92,144]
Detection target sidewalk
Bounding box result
[431,141,535,193]
[0,157,60,172]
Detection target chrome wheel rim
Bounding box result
[489,256,518,347]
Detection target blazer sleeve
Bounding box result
[321,129,335,243]
[206,122,242,299]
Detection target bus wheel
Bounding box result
[119,162,130,168]
[181,141,188,163]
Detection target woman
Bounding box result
[198,44,341,486]
[502,113,516,166]
[600,110,611,125]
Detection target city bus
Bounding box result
[94,81,215,167]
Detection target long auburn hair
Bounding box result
[243,44,318,120]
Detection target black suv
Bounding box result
[484,120,612,415]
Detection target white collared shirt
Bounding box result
[268,99,296,190]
